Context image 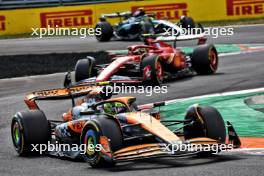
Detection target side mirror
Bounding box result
[153,102,165,108]
[64,72,72,88]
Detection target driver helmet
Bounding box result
[103,103,114,115]
[133,8,146,17]
[114,102,127,114]
[103,102,127,115]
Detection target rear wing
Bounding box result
[25,85,103,110]
[101,11,132,19]
[143,33,207,46]
[101,12,155,20]
[156,33,206,42]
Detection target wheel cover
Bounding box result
[84,129,98,158]
[12,122,21,146]
[156,60,163,82]
[209,50,217,71]
[11,121,24,153]
[143,65,151,80]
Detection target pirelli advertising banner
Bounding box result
[0,0,263,35]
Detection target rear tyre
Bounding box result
[180,16,195,30]
[140,55,163,85]
[95,22,113,42]
[75,57,96,83]
[191,44,218,75]
[183,106,226,156]
[81,116,122,168]
[11,110,50,156]
[139,21,154,41]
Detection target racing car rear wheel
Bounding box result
[81,115,123,168]
[75,57,96,83]
[180,16,195,30]
[139,21,154,41]
[191,44,218,75]
[183,106,226,156]
[141,55,163,85]
[11,110,50,156]
[95,22,113,42]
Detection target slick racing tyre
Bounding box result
[75,57,96,83]
[139,21,154,41]
[184,106,226,142]
[95,21,113,42]
[179,16,195,29]
[81,116,123,168]
[191,44,218,75]
[11,110,50,156]
[183,106,226,156]
[140,54,163,85]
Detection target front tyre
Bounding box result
[11,110,50,156]
[180,16,195,30]
[139,21,154,41]
[81,116,122,168]
[184,106,226,142]
[140,55,163,85]
[75,57,96,83]
[95,22,113,42]
[183,106,226,156]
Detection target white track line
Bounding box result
[223,148,264,155]
[165,87,264,105]
[139,87,264,108]
[0,72,66,82]
[217,23,264,28]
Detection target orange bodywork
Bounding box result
[24,85,102,110]
[68,120,86,134]
[114,143,163,160]
[125,112,180,143]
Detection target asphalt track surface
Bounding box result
[0,24,264,55]
[0,25,264,176]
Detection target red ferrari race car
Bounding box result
[75,34,218,85]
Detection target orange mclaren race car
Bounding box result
[74,34,217,85]
[11,74,241,168]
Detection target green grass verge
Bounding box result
[158,91,264,137]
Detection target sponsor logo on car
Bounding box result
[40,10,93,28]
[0,15,6,31]
[226,0,264,16]
[131,3,188,20]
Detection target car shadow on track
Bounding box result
[162,72,225,85]
[100,154,244,172]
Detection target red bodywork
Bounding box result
[94,38,192,83]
